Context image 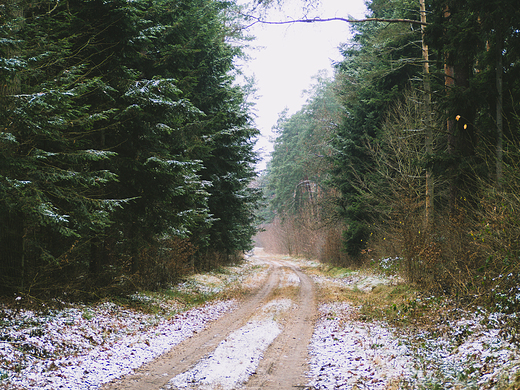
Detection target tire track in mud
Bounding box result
[102,259,282,390]
[102,254,317,390]
[243,262,317,390]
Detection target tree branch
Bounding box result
[242,14,428,29]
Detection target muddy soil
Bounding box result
[102,250,317,390]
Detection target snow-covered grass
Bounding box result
[173,260,268,299]
[0,258,266,390]
[2,251,520,390]
[0,299,236,390]
[307,302,412,389]
[401,308,520,389]
[302,260,520,390]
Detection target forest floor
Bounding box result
[1,248,520,389]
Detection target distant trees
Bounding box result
[259,74,347,263]
[261,0,520,306]
[0,0,260,295]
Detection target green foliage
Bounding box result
[331,0,422,257]
[260,73,348,261]
[268,73,341,217]
[0,0,260,295]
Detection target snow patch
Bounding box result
[165,320,281,390]
[0,301,236,390]
[312,272,401,293]
[279,269,300,287]
[351,275,391,293]
[166,298,292,390]
[307,302,412,389]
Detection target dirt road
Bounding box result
[6,250,517,389]
[102,250,317,390]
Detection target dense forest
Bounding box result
[258,0,520,316]
[2,0,520,319]
[0,0,261,296]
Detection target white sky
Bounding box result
[239,0,367,171]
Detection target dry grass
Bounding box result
[270,285,300,302]
[298,259,452,327]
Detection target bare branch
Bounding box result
[241,14,428,29]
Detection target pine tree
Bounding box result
[331,0,423,257]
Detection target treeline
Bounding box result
[0,0,260,296]
[260,0,520,313]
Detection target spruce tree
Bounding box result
[1,0,260,294]
[331,0,423,257]
[0,0,122,293]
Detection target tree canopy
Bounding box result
[260,0,520,310]
[0,0,260,295]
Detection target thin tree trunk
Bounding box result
[130,222,139,274]
[89,129,107,275]
[496,34,503,189]
[420,0,433,229]
[443,4,458,214]
[90,237,100,275]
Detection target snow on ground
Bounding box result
[307,302,412,389]
[279,268,301,287]
[165,320,280,390]
[2,252,520,390]
[0,258,269,390]
[311,273,398,293]
[305,265,520,390]
[165,298,292,390]
[402,310,520,389]
[0,300,236,390]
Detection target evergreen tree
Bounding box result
[0,0,260,294]
[268,74,341,217]
[426,0,520,204]
[263,74,345,259]
[0,0,122,292]
[331,0,423,257]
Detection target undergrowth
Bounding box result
[305,256,520,389]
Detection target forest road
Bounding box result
[102,249,317,390]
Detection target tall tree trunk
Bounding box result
[444,62,458,213]
[130,221,139,274]
[0,0,25,293]
[420,0,434,229]
[90,237,100,276]
[443,5,476,215]
[89,129,107,275]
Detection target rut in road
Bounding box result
[243,261,316,389]
[102,252,317,390]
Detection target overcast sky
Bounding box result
[238,0,367,171]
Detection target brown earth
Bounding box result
[102,250,317,390]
